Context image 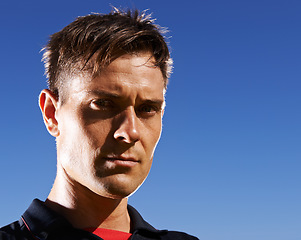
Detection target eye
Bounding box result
[137,104,160,117]
[140,105,155,112]
[90,99,114,110]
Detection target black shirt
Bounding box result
[0,199,198,240]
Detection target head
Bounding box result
[42,8,172,104]
[40,9,172,200]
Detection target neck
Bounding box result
[45,168,131,232]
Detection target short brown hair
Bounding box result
[42,8,172,99]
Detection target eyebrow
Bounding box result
[85,90,121,99]
[86,90,164,107]
[142,99,164,106]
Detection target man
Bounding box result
[0,8,198,240]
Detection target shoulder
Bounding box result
[128,205,198,240]
[0,221,20,240]
[161,230,199,240]
[0,220,31,240]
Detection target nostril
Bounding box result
[117,136,126,141]
[113,130,130,143]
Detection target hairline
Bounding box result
[56,51,167,105]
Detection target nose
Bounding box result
[113,107,140,144]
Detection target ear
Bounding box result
[39,89,60,137]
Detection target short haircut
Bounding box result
[42,8,172,100]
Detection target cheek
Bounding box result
[85,119,114,145]
[154,117,163,140]
[57,114,95,160]
[144,119,162,155]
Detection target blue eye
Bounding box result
[140,105,155,113]
[91,99,113,109]
[138,105,160,117]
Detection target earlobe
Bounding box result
[39,89,60,137]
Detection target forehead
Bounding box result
[68,53,165,99]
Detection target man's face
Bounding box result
[54,52,165,199]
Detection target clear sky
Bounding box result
[0,0,300,239]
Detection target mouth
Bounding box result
[102,155,140,167]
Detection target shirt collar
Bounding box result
[22,199,73,239]
[21,199,166,239]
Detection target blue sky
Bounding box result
[0,0,300,239]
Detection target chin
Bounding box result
[103,186,140,199]
[96,181,144,200]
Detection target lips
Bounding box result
[102,155,140,167]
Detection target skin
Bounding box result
[39,52,165,232]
